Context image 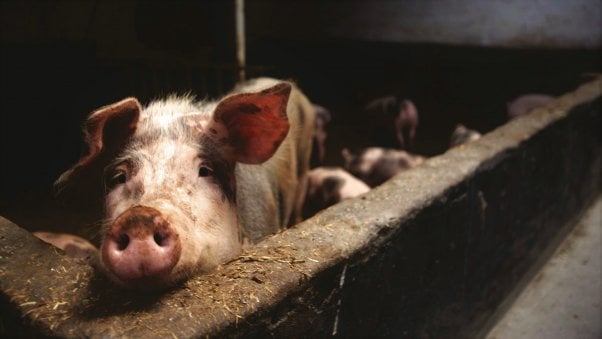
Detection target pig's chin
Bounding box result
[100,257,217,291]
[99,231,229,291]
[103,271,180,291]
[99,228,240,291]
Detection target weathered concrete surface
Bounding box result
[486,196,601,339]
[248,0,602,48]
[0,78,601,337]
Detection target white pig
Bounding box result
[302,167,370,218]
[342,147,425,187]
[53,78,315,289]
[449,124,482,148]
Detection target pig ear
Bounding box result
[212,83,291,164]
[84,98,141,157]
[55,98,141,191]
[341,148,353,163]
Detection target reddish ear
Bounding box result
[84,98,141,160]
[56,98,141,190]
[212,83,291,164]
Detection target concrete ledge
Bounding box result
[1,78,601,337]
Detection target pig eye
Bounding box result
[198,165,213,177]
[107,170,127,188]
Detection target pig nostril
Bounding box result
[117,234,129,251]
[153,233,165,246]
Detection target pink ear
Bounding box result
[213,83,291,164]
[84,98,141,158]
[56,98,141,189]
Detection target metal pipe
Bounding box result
[235,0,246,82]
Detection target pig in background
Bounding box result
[449,124,482,148]
[38,77,315,290]
[302,167,370,219]
[506,94,554,119]
[33,231,98,262]
[342,147,425,187]
[310,104,332,167]
[361,96,419,150]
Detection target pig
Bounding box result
[54,77,315,289]
[231,79,316,228]
[310,104,332,167]
[33,231,98,262]
[341,147,425,187]
[363,96,419,149]
[506,94,554,119]
[302,167,370,219]
[449,124,482,148]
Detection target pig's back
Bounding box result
[234,78,315,242]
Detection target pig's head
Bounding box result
[395,99,418,149]
[342,147,425,187]
[56,83,291,289]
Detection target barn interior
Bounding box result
[0,1,600,337]
[1,1,599,230]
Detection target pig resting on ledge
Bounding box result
[37,78,315,290]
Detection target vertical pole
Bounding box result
[235,0,246,82]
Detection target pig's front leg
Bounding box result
[33,231,99,264]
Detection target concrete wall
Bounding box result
[247,0,602,48]
[1,78,600,337]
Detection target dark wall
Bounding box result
[1,0,236,205]
[245,0,602,48]
[246,36,600,167]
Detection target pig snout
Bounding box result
[101,206,181,284]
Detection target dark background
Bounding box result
[1,0,600,231]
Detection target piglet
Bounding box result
[310,104,332,167]
[302,167,370,218]
[33,231,98,262]
[362,96,419,149]
[506,94,554,119]
[449,124,482,148]
[342,147,425,187]
[54,78,315,290]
